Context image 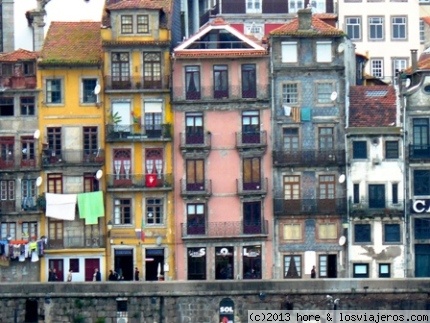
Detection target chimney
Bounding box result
[411,49,418,72]
[298,7,313,31]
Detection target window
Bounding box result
[45,79,62,104]
[354,224,371,243]
[243,157,261,190]
[392,183,398,204]
[242,64,256,98]
[21,136,35,167]
[353,141,367,159]
[114,198,131,225]
[353,183,360,204]
[215,247,234,280]
[144,100,162,137]
[143,53,161,89]
[48,220,63,247]
[47,173,62,193]
[384,223,401,243]
[246,0,261,13]
[288,0,304,13]
[391,16,407,40]
[412,118,429,158]
[185,66,201,100]
[186,159,205,191]
[415,218,430,239]
[121,15,133,34]
[353,263,369,278]
[113,149,132,183]
[145,148,163,185]
[1,64,12,76]
[283,223,302,240]
[185,112,204,144]
[284,175,300,200]
[369,184,385,208]
[137,15,149,33]
[284,255,301,278]
[82,79,97,103]
[83,127,98,157]
[385,141,399,159]
[346,17,361,40]
[1,222,16,240]
[243,201,262,234]
[22,221,37,240]
[187,247,206,280]
[245,23,263,38]
[282,83,298,104]
[414,170,430,196]
[420,19,425,44]
[0,97,13,116]
[319,127,334,150]
[379,264,390,278]
[318,223,337,240]
[371,59,383,78]
[243,245,261,279]
[23,62,35,76]
[21,179,36,210]
[111,52,130,88]
[316,41,331,62]
[316,82,333,104]
[47,127,62,157]
[392,58,407,83]
[0,137,14,168]
[213,65,228,98]
[281,42,298,63]
[146,198,163,225]
[187,203,205,235]
[0,180,15,212]
[283,128,299,150]
[20,97,35,115]
[242,110,260,143]
[83,173,98,192]
[69,258,79,273]
[311,0,326,13]
[369,17,384,40]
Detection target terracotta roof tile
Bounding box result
[349,86,397,128]
[270,15,344,37]
[0,49,39,62]
[173,50,268,59]
[41,21,102,66]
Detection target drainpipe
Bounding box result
[400,74,408,278]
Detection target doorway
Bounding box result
[319,254,337,278]
[145,248,164,281]
[114,249,134,281]
[48,259,64,281]
[85,258,100,281]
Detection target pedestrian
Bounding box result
[48,268,54,282]
[67,269,73,282]
[93,268,101,281]
[311,266,317,279]
[134,267,140,281]
[108,269,118,281]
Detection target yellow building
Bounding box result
[37,21,106,281]
[101,0,175,280]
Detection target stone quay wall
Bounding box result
[1,279,430,323]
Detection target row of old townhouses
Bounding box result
[0,0,429,282]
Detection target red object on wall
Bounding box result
[146,174,157,187]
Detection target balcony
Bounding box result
[237,178,268,197]
[273,149,345,167]
[106,173,173,191]
[106,124,171,142]
[236,131,267,151]
[179,132,211,153]
[104,75,170,91]
[0,75,36,90]
[46,234,106,249]
[180,179,212,199]
[409,144,430,161]
[41,149,105,168]
[172,85,269,103]
[349,199,404,218]
[181,220,268,239]
[0,154,41,171]
[0,197,43,214]
[273,197,347,216]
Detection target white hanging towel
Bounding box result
[46,193,77,221]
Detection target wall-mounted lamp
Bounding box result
[107,220,113,237]
[259,292,266,301]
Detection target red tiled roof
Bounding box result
[0,49,39,62]
[349,86,397,128]
[173,50,268,59]
[40,21,102,66]
[270,15,344,37]
[106,0,169,12]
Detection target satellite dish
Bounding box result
[337,43,345,53]
[339,174,346,184]
[94,83,101,95]
[96,169,103,180]
[36,177,43,187]
[339,236,346,246]
[33,130,40,139]
[405,78,411,88]
[330,91,338,102]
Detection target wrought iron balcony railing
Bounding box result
[41,149,105,167]
[180,179,212,198]
[106,123,171,141]
[273,149,346,167]
[0,147,41,171]
[104,75,170,91]
[106,173,173,189]
[46,234,106,249]
[236,131,267,150]
[273,197,347,216]
[409,144,430,160]
[349,199,404,217]
[0,197,44,214]
[236,178,268,196]
[179,132,211,151]
[172,85,269,102]
[181,220,268,238]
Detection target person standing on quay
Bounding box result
[93,268,101,281]
[134,267,140,281]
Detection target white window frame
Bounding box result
[346,17,361,41]
[420,19,425,44]
[369,17,384,41]
[371,59,384,78]
[45,78,63,105]
[391,16,407,40]
[315,81,334,104]
[288,0,304,13]
[245,23,264,39]
[311,0,326,13]
[81,77,99,104]
[246,0,262,13]
[282,83,299,104]
[316,41,332,63]
[281,42,298,63]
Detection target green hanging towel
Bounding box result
[77,191,105,225]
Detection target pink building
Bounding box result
[172,18,273,280]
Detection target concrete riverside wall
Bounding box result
[1,279,430,322]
